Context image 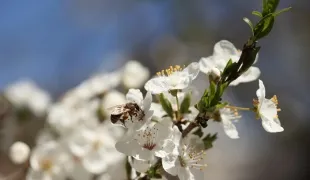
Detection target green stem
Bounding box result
[225,105,252,111]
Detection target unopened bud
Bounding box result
[209,67,221,83]
[9,141,30,164]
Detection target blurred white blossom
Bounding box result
[255,80,283,133]
[68,125,120,174]
[101,90,126,109]
[9,141,30,164]
[145,62,200,94]
[122,60,150,88]
[62,71,121,106]
[27,141,69,180]
[4,80,51,116]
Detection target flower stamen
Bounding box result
[156,65,184,76]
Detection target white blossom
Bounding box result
[9,141,30,164]
[122,60,150,88]
[115,118,174,161]
[101,90,126,109]
[47,100,99,135]
[128,157,156,173]
[4,80,51,116]
[68,125,120,174]
[199,40,260,86]
[62,71,121,106]
[162,127,206,180]
[27,141,69,180]
[256,80,283,133]
[144,63,200,94]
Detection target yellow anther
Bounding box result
[271,95,278,105]
[156,65,184,76]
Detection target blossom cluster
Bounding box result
[2,40,284,180]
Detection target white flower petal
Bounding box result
[260,99,277,118]
[213,40,238,57]
[115,139,140,157]
[143,91,152,111]
[134,148,155,160]
[183,62,200,80]
[199,56,216,74]
[68,128,95,157]
[126,89,143,105]
[123,60,150,88]
[178,167,195,180]
[261,116,284,133]
[162,154,178,176]
[230,67,261,86]
[154,139,175,158]
[144,76,169,94]
[83,151,107,174]
[256,79,266,99]
[131,159,153,173]
[26,169,54,180]
[222,117,239,139]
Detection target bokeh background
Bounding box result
[0,0,309,179]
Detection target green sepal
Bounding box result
[180,93,191,114]
[252,11,263,17]
[215,102,228,109]
[203,133,218,150]
[273,7,292,16]
[193,127,204,137]
[159,93,173,118]
[243,17,254,35]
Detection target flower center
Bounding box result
[136,127,158,151]
[181,144,207,171]
[143,143,156,150]
[178,156,187,167]
[40,158,53,172]
[156,65,184,76]
[92,140,102,151]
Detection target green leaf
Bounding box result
[210,81,216,96]
[252,11,263,17]
[273,7,292,16]
[237,45,261,74]
[262,0,279,16]
[193,127,204,137]
[180,93,191,114]
[203,133,217,150]
[254,14,275,40]
[159,93,173,118]
[243,17,254,35]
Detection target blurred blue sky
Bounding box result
[0,0,175,94]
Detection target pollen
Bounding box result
[40,158,53,172]
[271,95,278,105]
[253,98,259,106]
[156,65,184,76]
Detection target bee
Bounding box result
[109,102,144,126]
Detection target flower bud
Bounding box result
[9,141,30,164]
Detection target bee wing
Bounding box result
[107,105,127,115]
